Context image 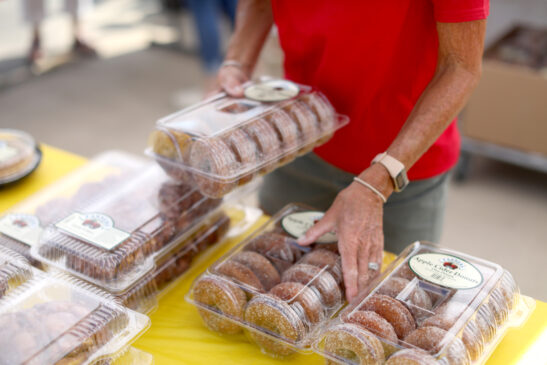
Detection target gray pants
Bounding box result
[259,153,450,254]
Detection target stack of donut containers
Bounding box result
[188,205,535,364]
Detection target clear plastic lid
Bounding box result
[0,272,150,365]
[0,246,34,299]
[146,79,349,198]
[187,204,345,357]
[31,164,222,293]
[313,242,535,365]
[0,129,41,185]
[91,346,154,365]
[0,151,148,265]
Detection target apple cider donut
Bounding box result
[298,249,343,284]
[322,323,385,365]
[299,93,336,141]
[403,326,469,365]
[245,232,299,274]
[244,294,306,356]
[281,263,342,308]
[281,100,321,152]
[360,294,416,339]
[346,310,398,344]
[264,109,299,163]
[243,118,281,173]
[221,128,258,185]
[216,260,264,292]
[232,251,280,291]
[150,129,193,182]
[270,282,325,325]
[193,275,247,334]
[377,277,432,313]
[386,349,438,365]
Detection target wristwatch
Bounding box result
[372,152,409,192]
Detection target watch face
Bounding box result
[395,172,409,192]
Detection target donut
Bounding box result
[486,290,509,326]
[232,251,280,291]
[244,294,306,356]
[376,277,432,313]
[245,232,299,273]
[498,271,518,311]
[359,294,415,339]
[216,260,264,292]
[346,310,398,344]
[270,282,325,325]
[150,129,193,182]
[281,101,320,152]
[476,304,496,342]
[394,263,416,281]
[193,275,247,334]
[264,109,299,163]
[403,326,469,365]
[385,349,437,365]
[222,128,258,185]
[188,137,238,198]
[322,323,385,365]
[281,263,342,308]
[299,93,336,142]
[243,118,281,173]
[298,249,343,284]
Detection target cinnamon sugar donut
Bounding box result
[245,232,298,273]
[347,310,398,344]
[386,349,437,365]
[151,129,193,182]
[188,137,238,197]
[281,263,342,308]
[264,109,299,163]
[216,260,264,292]
[299,93,336,142]
[322,323,385,365]
[403,326,469,365]
[193,275,247,334]
[222,128,257,185]
[498,271,518,311]
[299,249,343,284]
[232,251,280,291]
[394,263,416,281]
[476,304,496,342]
[486,290,509,326]
[377,277,433,313]
[360,294,416,339]
[270,282,325,325]
[244,295,306,356]
[243,118,281,173]
[282,101,321,152]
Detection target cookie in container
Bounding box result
[0,151,148,266]
[187,204,345,357]
[0,271,149,365]
[313,241,535,365]
[32,163,222,293]
[0,129,42,185]
[147,78,349,198]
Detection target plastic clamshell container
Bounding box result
[0,128,41,185]
[0,150,148,265]
[0,246,33,299]
[146,79,349,198]
[313,242,535,365]
[31,163,222,293]
[187,203,345,357]
[92,346,154,365]
[0,272,150,365]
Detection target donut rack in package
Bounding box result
[187,203,345,357]
[313,242,535,365]
[147,79,349,198]
[31,161,223,293]
[0,271,149,365]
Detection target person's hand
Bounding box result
[297,167,392,302]
[205,62,250,99]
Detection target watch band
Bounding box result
[372,152,409,192]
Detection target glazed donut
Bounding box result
[216,260,265,292]
[244,294,306,356]
[232,251,280,291]
[281,263,342,308]
[264,109,299,163]
[188,137,238,198]
[298,249,343,284]
[403,326,469,365]
[270,282,325,325]
[245,232,299,273]
[322,323,384,365]
[376,277,432,313]
[222,128,258,185]
[360,294,415,339]
[299,93,336,141]
[243,118,281,173]
[193,275,247,334]
[281,100,321,152]
[386,349,437,365]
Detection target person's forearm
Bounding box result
[225,0,273,75]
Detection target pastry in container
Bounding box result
[313,242,535,365]
[0,151,149,266]
[0,246,33,299]
[92,346,154,365]
[146,79,349,198]
[187,204,345,357]
[32,164,222,293]
[0,129,42,185]
[0,271,149,365]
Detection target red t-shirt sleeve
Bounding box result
[431,0,490,22]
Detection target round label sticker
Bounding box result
[408,253,483,290]
[244,80,300,102]
[281,211,337,244]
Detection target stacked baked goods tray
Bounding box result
[30,160,223,294]
[147,78,349,198]
[0,270,150,365]
[0,245,34,300]
[0,129,42,185]
[0,150,149,266]
[187,203,345,357]
[313,241,535,365]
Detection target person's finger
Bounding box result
[220,69,247,97]
[357,236,371,294]
[339,235,359,302]
[296,211,336,246]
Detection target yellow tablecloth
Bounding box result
[1,145,546,365]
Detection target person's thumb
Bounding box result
[297,214,336,246]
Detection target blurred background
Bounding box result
[0,0,546,300]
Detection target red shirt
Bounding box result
[271,0,489,180]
